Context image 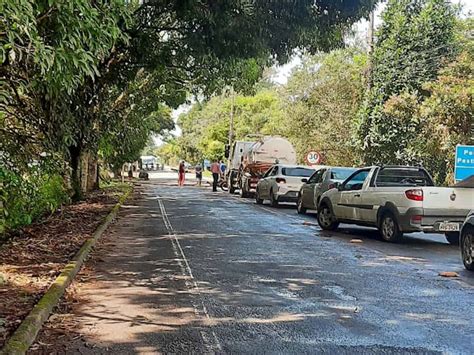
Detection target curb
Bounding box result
[0,187,131,355]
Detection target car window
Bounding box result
[330,168,356,181]
[307,171,318,183]
[270,166,279,176]
[281,167,314,177]
[263,167,274,178]
[342,170,370,191]
[375,168,434,186]
[316,169,326,183]
[308,169,323,183]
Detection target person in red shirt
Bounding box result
[178,161,185,186]
[210,160,220,192]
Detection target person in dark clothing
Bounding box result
[210,160,220,192]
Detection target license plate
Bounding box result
[438,222,460,232]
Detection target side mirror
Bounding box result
[337,184,344,191]
[301,178,308,183]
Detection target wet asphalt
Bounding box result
[50,178,474,354]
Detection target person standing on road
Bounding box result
[195,163,203,187]
[210,159,220,192]
[178,161,186,186]
[219,160,227,178]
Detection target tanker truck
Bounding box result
[225,140,256,194]
[237,137,297,198]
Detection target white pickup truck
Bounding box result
[317,166,474,243]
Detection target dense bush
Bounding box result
[0,167,70,235]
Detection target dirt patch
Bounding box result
[28,190,143,354]
[0,186,127,349]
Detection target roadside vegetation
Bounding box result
[161,0,474,185]
[1,0,375,235]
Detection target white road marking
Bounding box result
[157,197,222,352]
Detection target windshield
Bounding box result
[375,168,434,187]
[330,168,356,181]
[281,167,314,177]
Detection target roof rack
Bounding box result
[379,165,423,169]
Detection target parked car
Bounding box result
[460,210,474,271]
[317,166,474,243]
[255,165,315,206]
[297,167,357,214]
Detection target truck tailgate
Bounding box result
[422,187,474,216]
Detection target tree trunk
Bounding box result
[68,145,82,201]
[86,152,99,191]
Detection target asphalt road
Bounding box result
[39,176,474,354]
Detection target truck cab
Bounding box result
[226,141,255,194]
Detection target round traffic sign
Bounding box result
[305,151,321,165]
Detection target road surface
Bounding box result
[34,175,474,354]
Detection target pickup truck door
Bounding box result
[337,170,371,220]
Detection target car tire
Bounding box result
[379,212,403,242]
[445,232,460,245]
[255,189,263,205]
[270,189,279,207]
[461,227,474,271]
[317,203,339,231]
[297,195,307,214]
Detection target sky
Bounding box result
[155,0,473,145]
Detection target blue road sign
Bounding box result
[455,145,474,182]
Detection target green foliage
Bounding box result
[0,166,70,235]
[382,45,474,184]
[356,0,458,164]
[98,70,174,171]
[1,0,132,169]
[273,48,368,166]
[175,89,285,162]
[1,0,378,229]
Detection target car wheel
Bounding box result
[255,189,263,205]
[445,232,460,245]
[379,212,402,242]
[317,203,339,231]
[297,195,307,214]
[270,189,279,207]
[461,227,474,271]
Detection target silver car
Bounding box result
[297,167,357,214]
[461,210,474,271]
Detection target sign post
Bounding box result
[305,151,321,166]
[454,145,474,182]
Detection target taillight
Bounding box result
[411,215,422,224]
[405,189,423,201]
[276,178,286,184]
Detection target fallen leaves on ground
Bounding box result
[0,188,123,348]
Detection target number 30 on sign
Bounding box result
[306,151,321,165]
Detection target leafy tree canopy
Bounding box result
[356,0,458,164]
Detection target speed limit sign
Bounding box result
[305,151,321,165]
